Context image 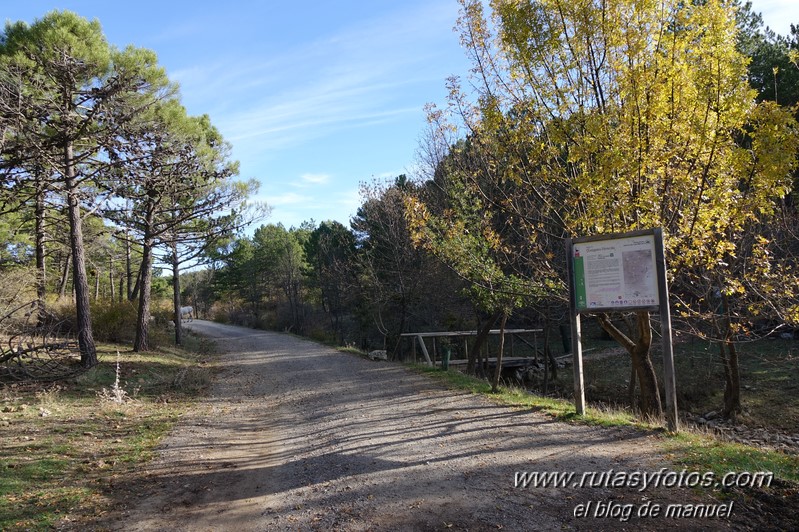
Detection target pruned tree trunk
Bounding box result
[719,339,741,418]
[597,311,662,418]
[491,312,508,392]
[468,310,502,375]
[543,325,550,394]
[717,292,742,418]
[630,322,661,418]
[390,298,408,359]
[541,323,558,394]
[628,364,637,409]
[543,320,558,381]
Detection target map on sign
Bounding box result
[572,234,659,311]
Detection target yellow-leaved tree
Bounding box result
[411,0,798,418]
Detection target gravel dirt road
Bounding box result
[100,320,750,531]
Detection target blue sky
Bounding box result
[4,1,799,230]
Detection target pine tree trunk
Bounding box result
[133,245,152,352]
[109,256,115,301]
[130,264,142,302]
[133,205,155,352]
[34,179,47,323]
[171,241,183,346]
[64,142,97,367]
[58,253,71,299]
[125,232,133,301]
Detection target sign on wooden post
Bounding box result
[566,228,678,431]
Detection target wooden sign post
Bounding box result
[566,228,678,431]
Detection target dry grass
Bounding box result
[0,331,217,530]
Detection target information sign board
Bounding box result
[566,228,678,431]
[572,234,659,311]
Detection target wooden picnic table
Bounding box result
[399,328,543,366]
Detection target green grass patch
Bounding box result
[0,329,217,531]
[563,338,799,434]
[666,431,799,484]
[410,359,799,489]
[337,346,367,356]
[412,363,646,429]
[562,335,799,434]
[0,485,92,531]
[493,322,799,435]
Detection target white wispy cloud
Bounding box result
[335,187,362,213]
[300,173,330,185]
[263,192,311,206]
[158,1,466,227]
[174,1,460,155]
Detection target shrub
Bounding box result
[0,267,38,332]
[90,301,138,343]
